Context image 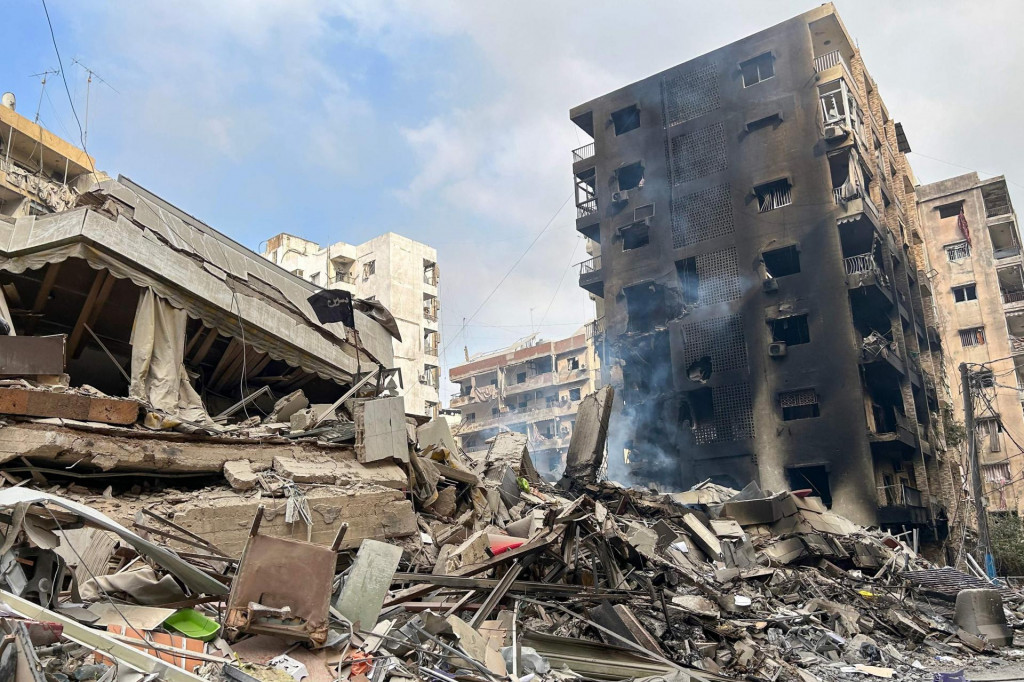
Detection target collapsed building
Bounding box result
[569,3,957,532]
[448,329,600,478]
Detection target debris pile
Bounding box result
[0,384,1021,682]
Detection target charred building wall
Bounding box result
[571,3,951,529]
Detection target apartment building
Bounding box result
[449,329,599,478]
[917,174,1024,514]
[570,4,956,530]
[262,232,441,416]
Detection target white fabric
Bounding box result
[129,288,213,425]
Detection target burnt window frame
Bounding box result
[770,314,810,346]
[611,104,641,136]
[740,52,775,88]
[616,161,645,192]
[952,283,977,303]
[779,388,820,421]
[754,177,793,212]
[762,245,801,278]
[620,221,651,251]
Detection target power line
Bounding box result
[39,0,87,158]
[911,151,1024,193]
[440,194,571,359]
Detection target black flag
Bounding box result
[307,289,355,328]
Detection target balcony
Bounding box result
[585,318,602,341]
[1003,289,1024,313]
[578,255,603,297]
[458,399,581,434]
[572,142,595,164]
[424,344,439,357]
[813,50,849,74]
[331,272,357,285]
[877,484,929,526]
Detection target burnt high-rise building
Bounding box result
[570,4,958,528]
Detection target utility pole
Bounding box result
[961,362,994,577]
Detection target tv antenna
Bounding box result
[70,59,118,148]
[29,69,60,123]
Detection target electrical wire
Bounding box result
[39,0,91,172]
[537,235,583,328]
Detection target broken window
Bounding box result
[755,179,792,213]
[945,241,970,262]
[566,357,580,371]
[363,260,376,278]
[675,258,699,305]
[423,294,439,320]
[740,52,774,87]
[569,388,581,401]
[952,284,977,303]
[763,245,800,278]
[617,162,645,192]
[620,222,650,250]
[460,383,472,397]
[787,466,832,507]
[516,372,527,384]
[623,281,668,333]
[423,259,438,286]
[779,388,820,420]
[938,202,964,219]
[959,326,986,347]
[611,104,641,135]
[771,314,810,346]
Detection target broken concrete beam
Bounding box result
[0,387,138,424]
[682,514,723,562]
[272,455,407,489]
[417,417,460,456]
[266,389,308,423]
[357,396,408,464]
[166,485,417,557]
[560,386,613,487]
[426,486,457,518]
[0,422,378,475]
[334,539,404,631]
[482,432,540,484]
[223,459,260,491]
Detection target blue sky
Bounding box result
[5,1,1023,400]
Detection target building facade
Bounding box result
[570,4,957,529]
[263,232,441,416]
[449,330,599,478]
[917,174,1024,514]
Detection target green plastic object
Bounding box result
[164,608,220,641]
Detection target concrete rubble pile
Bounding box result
[0,385,1021,682]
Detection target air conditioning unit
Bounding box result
[768,342,787,357]
[763,278,779,293]
[612,190,630,204]
[824,124,848,141]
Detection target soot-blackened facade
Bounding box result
[571,4,953,528]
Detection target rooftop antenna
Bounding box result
[70,59,118,149]
[29,69,60,123]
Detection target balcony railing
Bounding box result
[1010,335,1024,354]
[423,308,438,321]
[424,344,439,357]
[995,246,1022,260]
[578,255,601,275]
[572,142,595,163]
[879,484,923,508]
[1003,290,1024,305]
[577,198,597,219]
[332,273,357,284]
[585,317,603,340]
[844,253,879,276]
[813,50,845,73]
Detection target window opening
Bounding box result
[780,388,819,420]
[740,52,775,87]
[617,162,645,191]
[755,178,792,212]
[952,284,977,303]
[771,314,810,346]
[763,245,800,277]
[959,327,986,347]
[675,258,699,304]
[945,241,970,262]
[611,105,641,135]
[621,222,650,250]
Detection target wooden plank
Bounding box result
[0,387,139,425]
[244,352,272,379]
[25,262,61,334]
[86,270,116,329]
[190,328,220,366]
[208,338,241,387]
[67,270,107,358]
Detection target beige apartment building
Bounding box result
[917,174,1024,514]
[262,232,441,416]
[449,328,600,478]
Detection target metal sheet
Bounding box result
[0,335,65,376]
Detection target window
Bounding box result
[546,395,557,407]
[309,272,320,286]
[945,241,971,262]
[959,327,986,347]
[952,284,977,303]
[745,113,782,132]
[771,315,810,346]
[517,372,527,384]
[465,413,476,423]
[763,245,800,278]
[292,269,304,277]
[617,162,645,191]
[780,388,819,420]
[566,357,580,370]
[938,202,963,219]
[489,379,498,387]
[569,388,582,401]
[621,222,650,250]
[754,179,792,212]
[492,408,499,417]
[675,258,699,305]
[518,400,528,409]
[787,465,832,507]
[611,104,641,135]
[624,282,668,333]
[977,418,1002,453]
[740,52,775,87]
[634,204,655,220]
[363,260,376,278]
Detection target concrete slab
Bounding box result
[0,387,138,425]
[334,539,404,631]
[561,386,613,486]
[223,460,260,491]
[358,396,408,464]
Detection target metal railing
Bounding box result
[757,185,792,212]
[332,273,357,284]
[577,198,597,219]
[813,50,845,73]
[878,483,923,507]
[572,142,595,163]
[844,253,878,275]
[424,344,439,356]
[585,317,603,340]
[1004,290,1024,305]
[578,255,602,275]
[832,187,844,205]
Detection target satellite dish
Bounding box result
[0,93,15,111]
